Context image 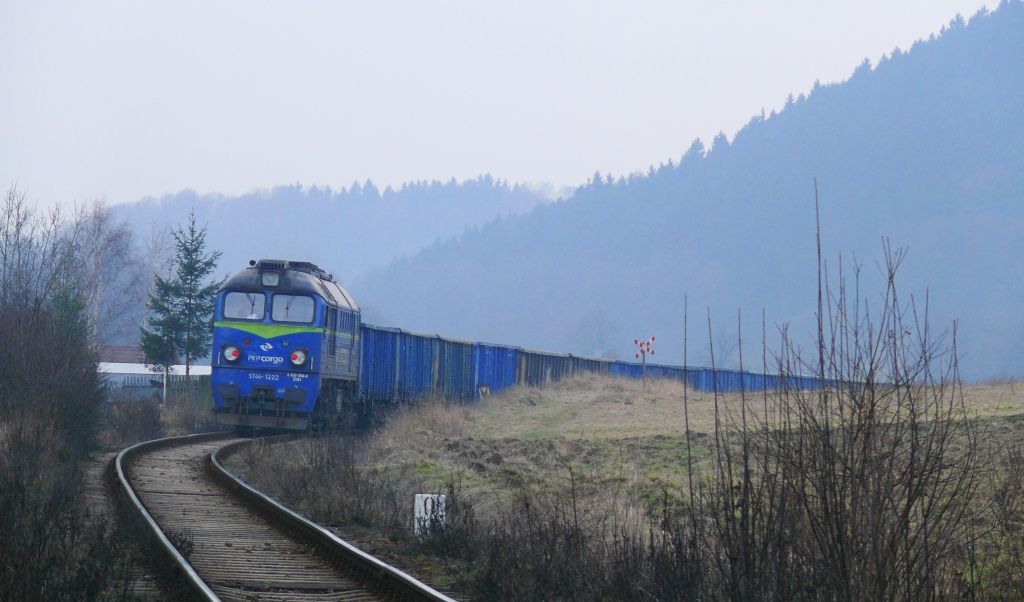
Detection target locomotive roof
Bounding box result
[221,260,359,311]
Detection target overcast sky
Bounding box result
[0,1,993,207]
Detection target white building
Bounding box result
[98,346,210,398]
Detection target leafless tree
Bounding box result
[72,201,143,345]
[135,224,175,327]
[0,187,79,311]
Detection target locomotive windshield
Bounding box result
[223,292,266,320]
[272,294,316,323]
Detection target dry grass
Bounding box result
[160,389,218,437]
[381,399,471,442]
[461,374,1024,440]
[957,380,1022,417]
[466,375,745,439]
[95,387,217,450]
[356,375,1024,508]
[366,377,744,508]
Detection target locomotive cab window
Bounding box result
[272,294,316,323]
[223,292,266,320]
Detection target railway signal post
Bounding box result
[634,336,655,381]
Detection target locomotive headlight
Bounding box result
[223,345,241,362]
[290,349,307,366]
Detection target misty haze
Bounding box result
[1,2,1022,600]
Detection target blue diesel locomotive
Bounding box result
[212,259,360,431]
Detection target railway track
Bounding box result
[115,432,454,602]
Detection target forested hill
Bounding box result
[354,4,1024,380]
[113,175,550,283]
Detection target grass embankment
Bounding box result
[375,377,735,507]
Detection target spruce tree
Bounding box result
[140,276,180,375]
[140,211,225,388]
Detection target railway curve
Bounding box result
[115,433,454,602]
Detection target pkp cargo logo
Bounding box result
[259,342,273,351]
[248,354,284,364]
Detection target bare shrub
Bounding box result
[0,387,135,601]
[681,241,985,600]
[415,465,704,600]
[0,187,137,599]
[232,434,422,531]
[99,389,163,449]
[161,385,217,436]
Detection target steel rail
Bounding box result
[114,431,229,601]
[210,438,457,602]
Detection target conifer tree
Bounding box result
[140,211,225,391]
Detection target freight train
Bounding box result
[211,259,820,431]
